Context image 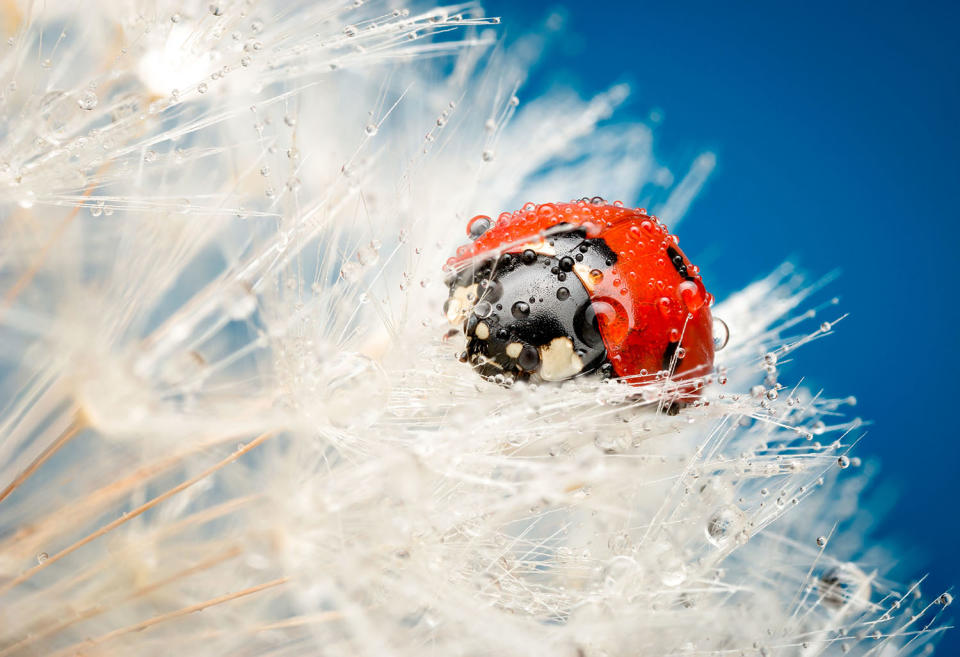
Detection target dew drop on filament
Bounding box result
[712,317,729,350]
[77,90,98,110]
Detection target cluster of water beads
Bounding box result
[76,89,98,111]
[81,196,117,217]
[339,239,382,283]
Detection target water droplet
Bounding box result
[356,242,379,266]
[678,280,704,311]
[820,321,831,332]
[466,215,491,239]
[712,317,729,350]
[578,299,624,346]
[340,262,362,282]
[705,505,746,547]
[77,90,98,110]
[481,149,495,161]
[197,82,208,94]
[816,535,828,548]
[556,287,570,301]
[517,344,540,371]
[511,301,530,319]
[364,123,378,136]
[837,455,850,469]
[36,552,48,563]
[937,593,953,606]
[473,301,492,318]
[657,297,672,317]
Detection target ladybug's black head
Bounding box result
[444,226,616,384]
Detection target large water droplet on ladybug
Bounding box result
[574,302,603,348]
[591,297,629,344]
[679,280,704,312]
[518,344,540,371]
[467,215,491,239]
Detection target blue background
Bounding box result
[486,0,958,648]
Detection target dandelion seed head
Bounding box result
[0,1,948,655]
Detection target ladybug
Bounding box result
[443,198,716,397]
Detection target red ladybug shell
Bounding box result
[447,200,715,386]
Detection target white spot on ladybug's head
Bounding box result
[444,283,477,324]
[475,322,489,340]
[505,342,523,359]
[539,337,584,381]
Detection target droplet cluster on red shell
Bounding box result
[443,197,718,400]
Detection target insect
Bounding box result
[443,198,718,398]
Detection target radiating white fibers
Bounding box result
[0,1,950,655]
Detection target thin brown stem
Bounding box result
[0,432,273,595]
[0,412,84,505]
[0,546,244,657]
[46,578,288,657]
